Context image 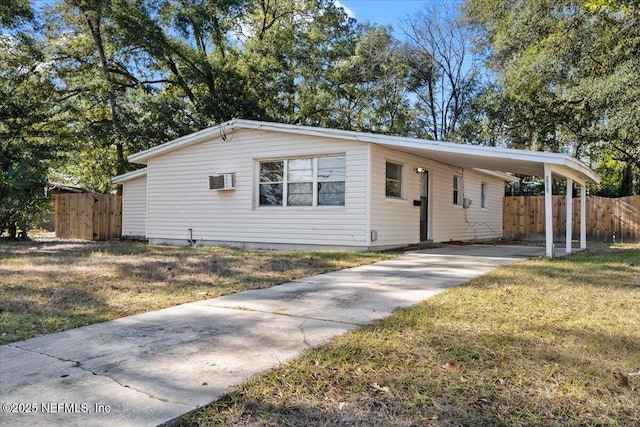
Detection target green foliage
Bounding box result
[327,24,413,134]
[464,0,640,195]
[0,0,32,28]
[0,143,51,238]
[3,0,489,205]
[0,29,60,236]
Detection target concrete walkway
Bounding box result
[0,245,544,427]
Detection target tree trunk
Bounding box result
[85,13,125,194]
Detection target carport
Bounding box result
[367,136,601,257]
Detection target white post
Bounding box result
[580,183,587,249]
[566,178,573,255]
[544,164,554,258]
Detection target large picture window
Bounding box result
[258,156,345,207]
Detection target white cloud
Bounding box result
[334,0,356,19]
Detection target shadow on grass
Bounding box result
[173,310,639,426]
[170,248,640,427]
[0,239,391,344]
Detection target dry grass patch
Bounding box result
[0,236,393,345]
[175,244,640,427]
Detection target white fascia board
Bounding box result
[548,163,594,186]
[112,167,148,184]
[127,120,240,164]
[242,120,570,166]
[563,157,601,184]
[241,121,590,181]
[372,138,567,165]
[124,119,600,184]
[472,169,520,183]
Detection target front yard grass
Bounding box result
[175,244,640,426]
[0,236,393,345]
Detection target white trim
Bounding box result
[453,175,464,206]
[481,182,489,209]
[365,145,372,245]
[580,184,587,249]
[384,160,406,200]
[384,197,409,204]
[473,168,520,183]
[255,154,346,208]
[125,119,600,185]
[111,167,147,184]
[544,164,554,258]
[566,178,573,254]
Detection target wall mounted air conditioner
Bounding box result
[209,173,235,190]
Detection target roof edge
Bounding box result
[472,169,521,183]
[112,167,148,184]
[128,119,243,164]
[563,157,601,184]
[123,119,599,185]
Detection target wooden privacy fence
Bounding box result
[504,195,640,242]
[54,193,122,241]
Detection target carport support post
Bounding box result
[566,178,573,254]
[544,164,554,258]
[580,183,587,249]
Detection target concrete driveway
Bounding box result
[0,244,544,427]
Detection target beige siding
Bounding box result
[145,129,369,247]
[121,175,147,237]
[369,146,422,246]
[431,169,505,242]
[369,145,505,246]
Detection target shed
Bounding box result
[113,119,600,256]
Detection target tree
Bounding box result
[0,0,32,28]
[327,24,413,134]
[402,4,482,141]
[464,0,640,195]
[107,0,263,125]
[0,9,61,237]
[240,0,357,125]
[42,0,201,192]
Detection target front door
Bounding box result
[420,170,430,241]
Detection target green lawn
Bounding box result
[0,237,393,345]
[175,245,640,427]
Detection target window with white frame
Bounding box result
[453,175,463,205]
[258,155,345,207]
[385,162,404,198]
[259,161,285,206]
[317,156,346,206]
[481,182,488,208]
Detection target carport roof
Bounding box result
[126,119,600,185]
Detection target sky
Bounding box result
[337,0,462,37]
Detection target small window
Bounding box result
[453,175,463,205]
[318,156,346,206]
[481,183,488,208]
[287,158,313,206]
[259,161,284,206]
[385,162,403,198]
